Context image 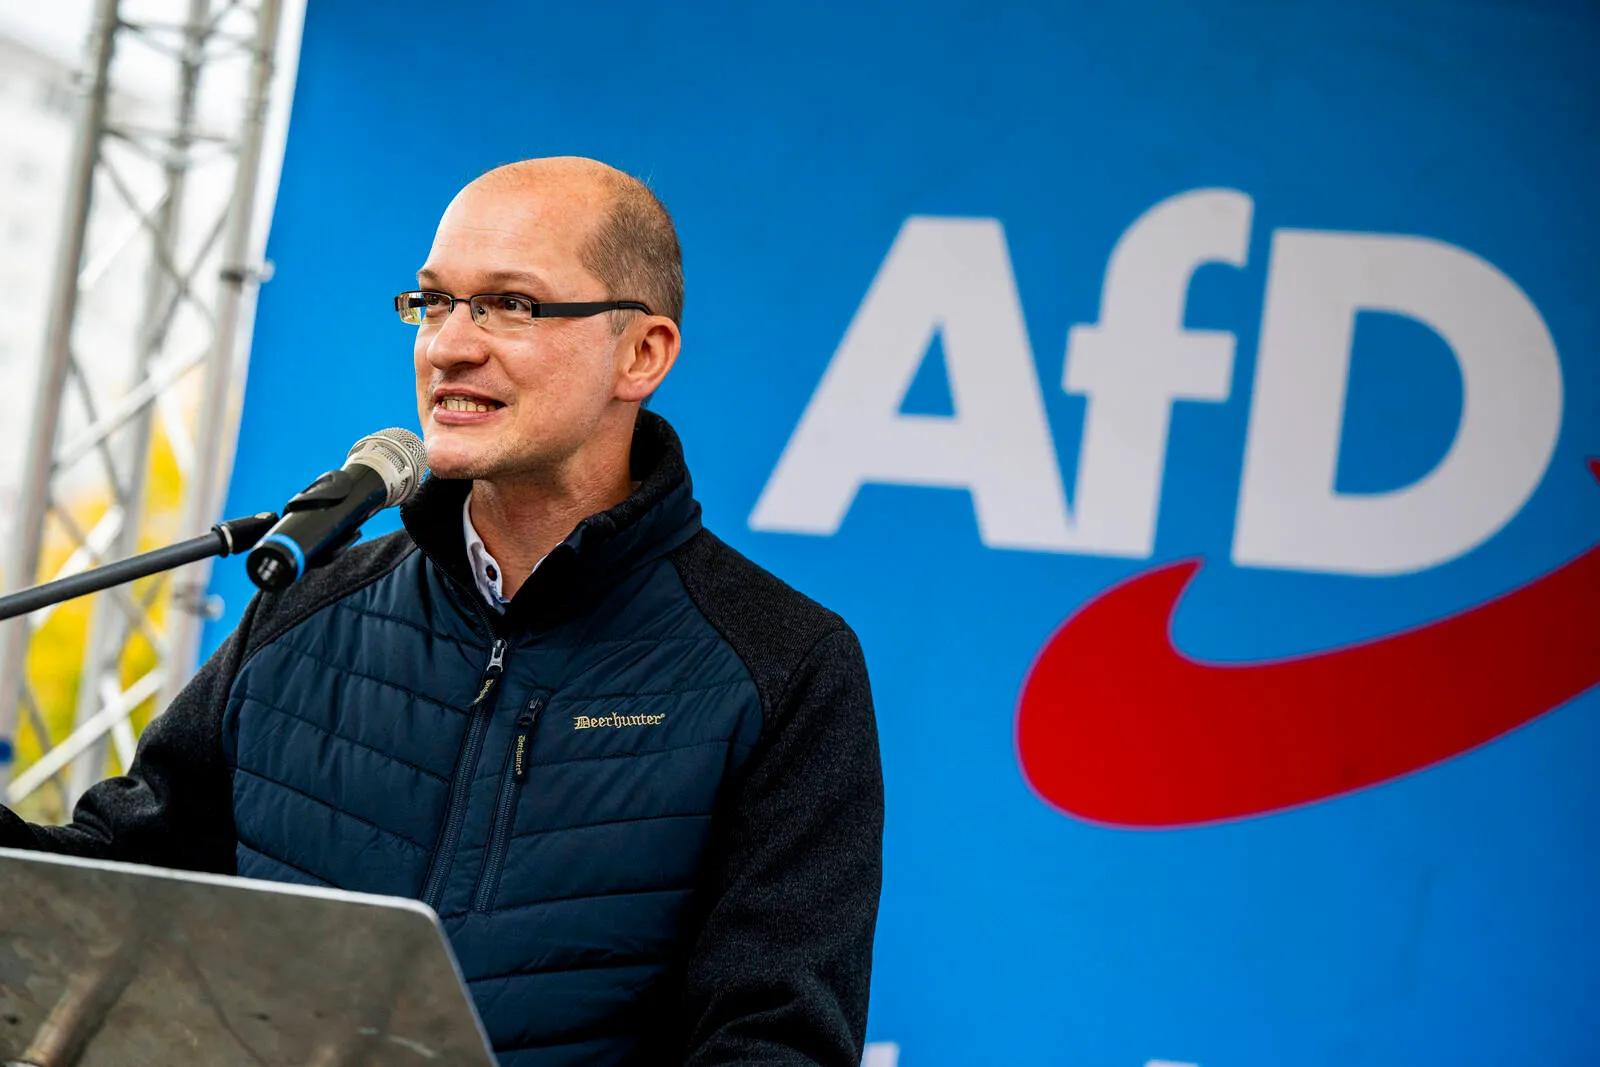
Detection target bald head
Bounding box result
[468,157,684,331]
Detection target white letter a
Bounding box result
[749,217,1073,551]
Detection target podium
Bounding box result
[0,847,495,1066]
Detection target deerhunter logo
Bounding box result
[573,713,666,730]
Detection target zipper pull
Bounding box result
[472,638,509,706]
[513,698,543,780]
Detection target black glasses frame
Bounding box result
[394,289,652,326]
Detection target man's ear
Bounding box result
[614,316,680,403]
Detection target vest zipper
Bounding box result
[473,696,543,913]
[421,637,507,910]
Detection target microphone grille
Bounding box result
[347,427,430,507]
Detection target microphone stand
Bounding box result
[0,513,279,622]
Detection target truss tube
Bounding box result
[1,0,292,806]
[67,0,216,803]
[0,0,123,790]
[158,0,284,713]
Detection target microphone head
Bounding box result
[346,427,429,507]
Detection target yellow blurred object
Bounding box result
[10,427,187,825]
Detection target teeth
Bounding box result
[439,396,494,413]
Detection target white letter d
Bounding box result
[1234,230,1562,575]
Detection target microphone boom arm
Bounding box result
[0,513,280,623]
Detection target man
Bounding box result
[0,157,884,1065]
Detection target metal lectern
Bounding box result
[0,847,495,1066]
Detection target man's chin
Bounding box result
[424,439,495,482]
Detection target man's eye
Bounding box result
[497,296,530,313]
[423,293,449,306]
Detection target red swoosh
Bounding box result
[1016,460,1600,827]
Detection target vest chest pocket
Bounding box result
[472,695,543,913]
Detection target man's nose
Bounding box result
[422,302,491,369]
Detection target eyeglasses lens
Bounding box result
[397,291,452,326]
[470,295,535,330]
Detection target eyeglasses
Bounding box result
[393,290,652,332]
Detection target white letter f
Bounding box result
[1063,189,1253,556]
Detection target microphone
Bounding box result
[245,428,429,591]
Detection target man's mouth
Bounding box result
[435,395,505,413]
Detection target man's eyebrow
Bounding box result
[415,267,550,291]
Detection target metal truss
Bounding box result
[0,0,286,815]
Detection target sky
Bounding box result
[0,1,89,64]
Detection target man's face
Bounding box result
[413,178,624,481]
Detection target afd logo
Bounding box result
[749,188,1562,577]
[750,189,1597,826]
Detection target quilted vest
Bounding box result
[220,427,763,1064]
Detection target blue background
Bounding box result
[211,2,1600,1063]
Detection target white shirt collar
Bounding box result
[462,490,514,613]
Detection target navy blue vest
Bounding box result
[221,441,763,1064]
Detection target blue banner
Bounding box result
[214,2,1600,1063]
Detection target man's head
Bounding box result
[412,157,682,483]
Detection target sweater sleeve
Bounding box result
[679,626,885,1066]
[0,596,259,874]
